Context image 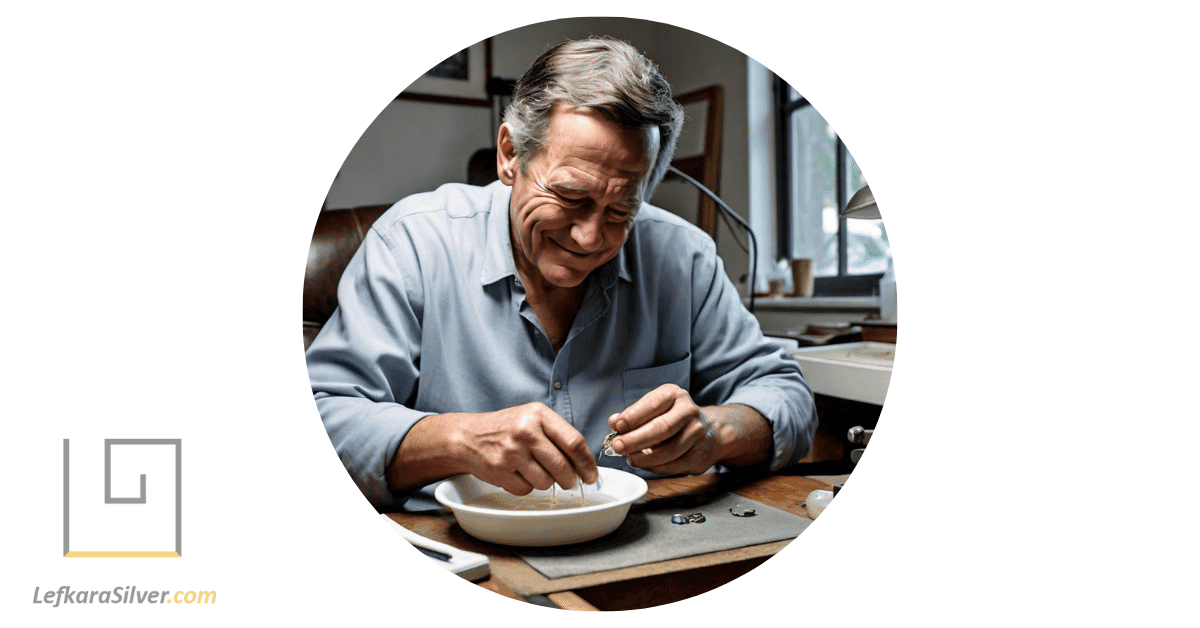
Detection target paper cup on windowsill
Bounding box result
[789,259,814,297]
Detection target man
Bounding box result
[307,37,816,511]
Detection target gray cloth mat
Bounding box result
[513,492,811,579]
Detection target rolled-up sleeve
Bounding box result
[688,247,817,471]
[306,225,434,509]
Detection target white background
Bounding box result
[4,2,1198,626]
[68,441,178,552]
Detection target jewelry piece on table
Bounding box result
[729,504,757,517]
[671,513,706,525]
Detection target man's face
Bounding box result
[498,103,656,289]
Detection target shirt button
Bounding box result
[553,380,563,390]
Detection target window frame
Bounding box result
[773,76,883,296]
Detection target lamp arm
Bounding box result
[666,166,758,313]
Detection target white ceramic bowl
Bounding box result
[434,467,648,547]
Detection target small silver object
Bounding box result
[601,432,621,457]
[671,513,707,525]
[847,426,873,445]
[729,505,757,517]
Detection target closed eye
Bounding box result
[607,205,638,223]
[552,191,586,206]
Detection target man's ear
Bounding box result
[496,123,519,185]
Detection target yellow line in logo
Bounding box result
[65,551,181,558]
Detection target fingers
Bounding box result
[496,469,535,496]
[625,431,687,468]
[606,385,723,475]
[626,411,714,474]
[609,385,692,456]
[469,403,597,493]
[609,385,679,434]
[540,417,599,485]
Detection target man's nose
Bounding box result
[571,211,605,251]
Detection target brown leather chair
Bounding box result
[302,204,391,349]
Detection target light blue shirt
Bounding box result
[306,181,816,511]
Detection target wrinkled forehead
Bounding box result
[546,104,659,185]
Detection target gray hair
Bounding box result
[503,37,685,196]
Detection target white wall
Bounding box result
[322,100,491,209]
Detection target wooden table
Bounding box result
[386,472,846,611]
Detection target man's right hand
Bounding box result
[386,402,598,496]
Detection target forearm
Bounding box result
[721,378,816,469]
[705,403,774,468]
[386,413,471,493]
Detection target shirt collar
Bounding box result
[480,181,517,286]
[478,180,635,287]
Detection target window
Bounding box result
[775,79,890,294]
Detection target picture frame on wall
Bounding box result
[395,39,493,107]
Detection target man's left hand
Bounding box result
[607,384,772,474]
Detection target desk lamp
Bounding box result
[841,184,880,219]
[842,184,894,320]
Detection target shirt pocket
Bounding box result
[621,354,691,408]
